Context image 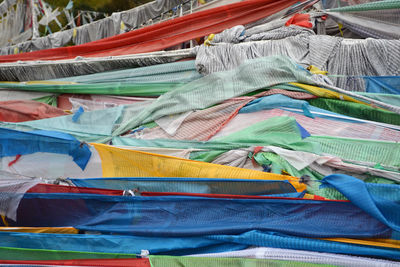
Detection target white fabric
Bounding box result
[188,247,400,267]
[155,111,193,136]
[0,147,102,179]
[0,176,40,221]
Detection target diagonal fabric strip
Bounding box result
[91,143,306,192]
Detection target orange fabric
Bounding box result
[321,237,400,250]
[285,13,313,28]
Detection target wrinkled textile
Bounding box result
[0,0,300,63]
[92,143,305,191]
[141,97,253,141]
[0,49,193,81]
[112,56,314,141]
[321,174,400,232]
[189,247,400,266]
[0,0,189,55]
[13,193,394,238]
[0,100,67,122]
[0,178,39,221]
[70,177,299,196]
[0,128,92,170]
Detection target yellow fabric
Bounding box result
[321,237,400,250]
[0,227,78,234]
[307,65,328,75]
[290,82,369,105]
[1,216,9,227]
[92,143,306,192]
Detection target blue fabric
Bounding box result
[0,230,397,260]
[209,231,400,260]
[0,231,245,255]
[72,107,84,122]
[69,178,298,196]
[14,193,392,238]
[365,76,400,95]
[0,128,91,170]
[295,122,310,139]
[240,94,362,123]
[321,174,400,233]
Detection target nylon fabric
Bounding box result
[0,246,138,260]
[308,97,400,125]
[0,128,92,170]
[0,0,300,62]
[149,255,335,267]
[69,178,299,196]
[27,184,123,196]
[189,246,400,266]
[0,100,67,122]
[364,76,400,94]
[0,178,40,221]
[92,143,305,191]
[12,193,393,238]
[321,174,400,232]
[0,258,150,267]
[208,231,400,260]
[0,227,78,234]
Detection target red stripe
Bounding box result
[27,184,124,196]
[0,258,150,267]
[140,191,349,202]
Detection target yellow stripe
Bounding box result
[1,216,9,227]
[0,227,78,234]
[290,82,370,106]
[92,143,306,192]
[321,237,400,249]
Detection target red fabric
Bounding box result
[0,0,300,63]
[0,258,150,267]
[0,100,67,122]
[27,183,124,196]
[7,154,21,167]
[141,192,348,202]
[285,13,313,28]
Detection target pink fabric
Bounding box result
[141,97,253,141]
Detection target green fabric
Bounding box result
[308,98,400,126]
[112,56,315,141]
[252,152,344,199]
[55,60,199,84]
[0,82,184,96]
[308,135,400,169]
[149,255,335,267]
[327,0,400,12]
[0,246,136,260]
[33,94,58,106]
[355,92,400,108]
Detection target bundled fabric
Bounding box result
[0,49,193,81]
[0,0,301,63]
[0,0,196,55]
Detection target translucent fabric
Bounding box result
[13,193,393,238]
[69,177,300,196]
